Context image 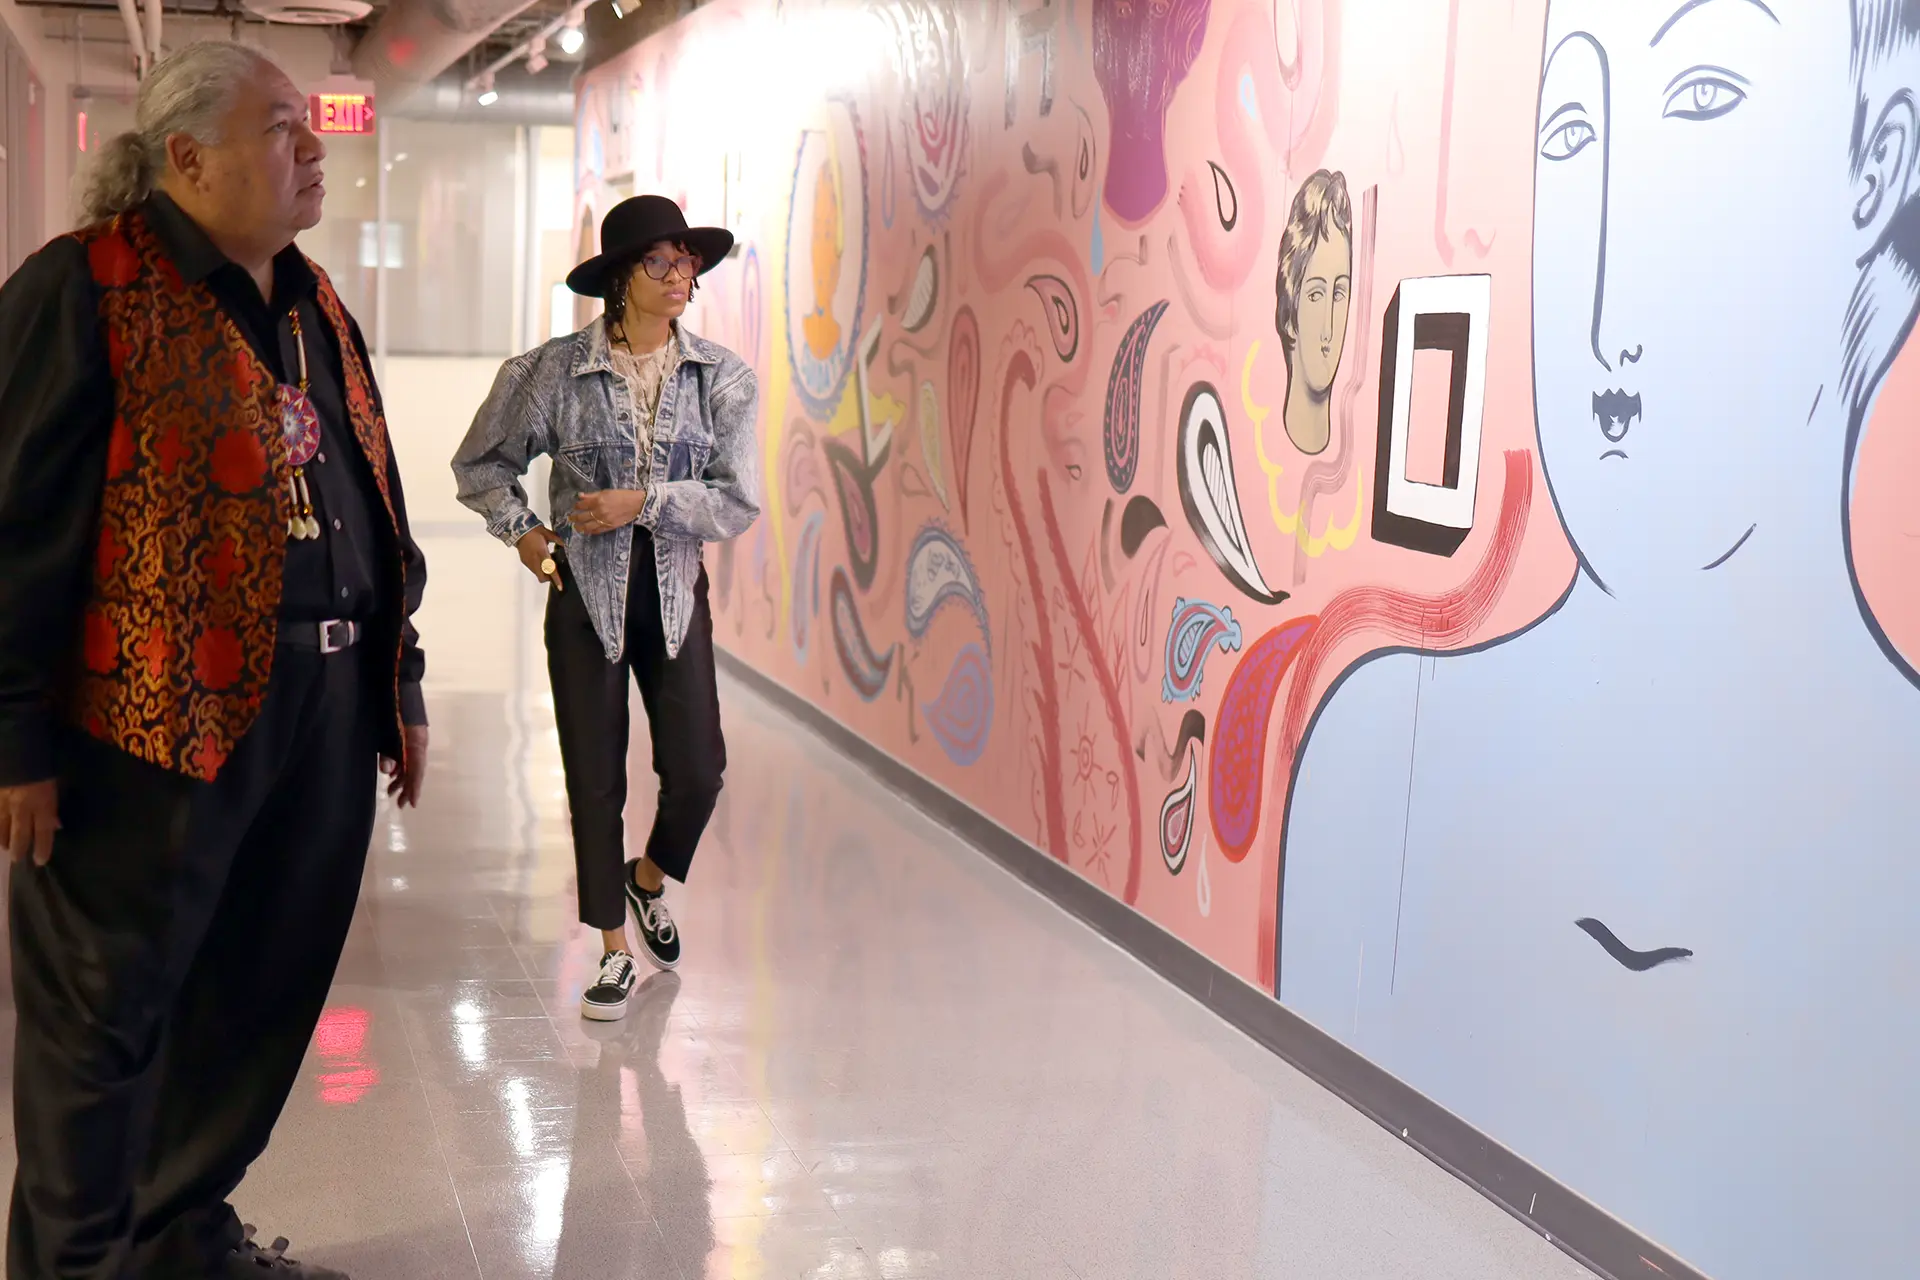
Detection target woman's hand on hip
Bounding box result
[568,489,647,536]
[515,526,563,588]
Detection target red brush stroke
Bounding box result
[999,347,1067,861]
[1250,450,1536,988]
[1039,474,1144,904]
[949,307,982,528]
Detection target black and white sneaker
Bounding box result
[224,1227,350,1277]
[581,950,638,1021]
[624,862,682,971]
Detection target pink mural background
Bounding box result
[575,0,1920,989]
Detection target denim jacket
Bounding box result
[451,318,760,661]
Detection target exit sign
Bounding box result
[311,91,376,136]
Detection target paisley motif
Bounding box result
[830,566,894,701]
[790,511,826,661]
[1025,273,1080,363]
[1162,597,1244,703]
[1160,745,1200,875]
[904,523,988,650]
[924,642,993,766]
[1103,300,1169,493]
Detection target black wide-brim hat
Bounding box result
[566,194,734,297]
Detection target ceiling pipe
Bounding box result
[140,0,160,70]
[351,0,547,108]
[462,0,589,94]
[114,0,147,72]
[0,0,65,74]
[384,69,573,124]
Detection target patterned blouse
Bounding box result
[608,334,679,454]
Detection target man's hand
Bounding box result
[382,725,429,809]
[515,526,562,589]
[1,780,60,866]
[568,489,647,537]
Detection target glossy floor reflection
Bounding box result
[0,528,1596,1279]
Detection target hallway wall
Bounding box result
[575,4,1920,1277]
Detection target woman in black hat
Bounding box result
[453,196,761,1020]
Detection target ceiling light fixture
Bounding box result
[556,23,584,55]
[476,72,498,106]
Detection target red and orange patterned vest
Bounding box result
[71,208,403,782]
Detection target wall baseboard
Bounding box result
[716,646,1709,1280]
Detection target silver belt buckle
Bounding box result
[319,620,354,654]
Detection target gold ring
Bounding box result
[540,557,557,575]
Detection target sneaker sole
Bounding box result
[580,997,630,1021]
[635,944,680,973]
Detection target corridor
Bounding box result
[0,524,1596,1279]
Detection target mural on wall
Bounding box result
[576,2,1920,1276]
[1273,169,1351,456]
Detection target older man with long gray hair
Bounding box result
[0,41,429,1279]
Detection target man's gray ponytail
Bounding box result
[77,41,278,225]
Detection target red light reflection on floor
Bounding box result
[313,1006,379,1106]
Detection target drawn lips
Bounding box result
[1592,389,1642,443]
[1576,918,1693,972]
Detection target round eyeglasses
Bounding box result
[640,252,702,281]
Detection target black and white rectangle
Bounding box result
[1371,274,1492,557]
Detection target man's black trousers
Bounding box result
[8,643,381,1279]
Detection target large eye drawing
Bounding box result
[1663,72,1746,122]
[1539,114,1597,162]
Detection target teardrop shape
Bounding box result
[1160,746,1199,875]
[900,245,939,334]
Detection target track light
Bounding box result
[557,23,584,55]
[476,73,498,106]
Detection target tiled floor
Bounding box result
[0,530,1597,1279]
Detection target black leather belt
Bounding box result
[279,619,362,653]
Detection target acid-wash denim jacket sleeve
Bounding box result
[451,351,554,549]
[451,319,761,664]
[640,354,759,544]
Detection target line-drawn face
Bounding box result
[1293,232,1352,396]
[1532,0,1857,595]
